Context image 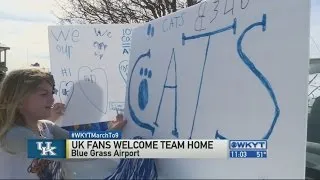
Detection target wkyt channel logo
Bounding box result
[229,140,267,150]
[28,139,66,158]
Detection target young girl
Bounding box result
[0,68,129,179]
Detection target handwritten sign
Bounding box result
[48,24,137,179]
[49,24,136,127]
[124,0,310,179]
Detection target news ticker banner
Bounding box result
[27,131,267,159]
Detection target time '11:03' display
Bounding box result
[229,150,267,158]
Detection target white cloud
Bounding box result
[0,11,56,23]
[0,0,56,15]
[0,20,55,70]
[0,0,58,71]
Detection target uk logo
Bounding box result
[36,141,57,156]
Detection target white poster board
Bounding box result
[49,24,137,127]
[124,0,310,179]
[48,24,137,179]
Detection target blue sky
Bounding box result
[0,0,319,71]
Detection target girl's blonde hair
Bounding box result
[0,68,55,140]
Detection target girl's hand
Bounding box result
[107,114,127,130]
[48,103,65,122]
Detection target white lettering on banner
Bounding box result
[36,142,57,156]
[66,140,228,159]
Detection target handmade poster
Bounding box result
[49,24,136,128]
[124,0,310,179]
[48,24,137,179]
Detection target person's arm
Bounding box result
[41,113,127,139]
[38,120,69,139]
[2,126,39,154]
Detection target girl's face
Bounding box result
[19,81,55,121]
